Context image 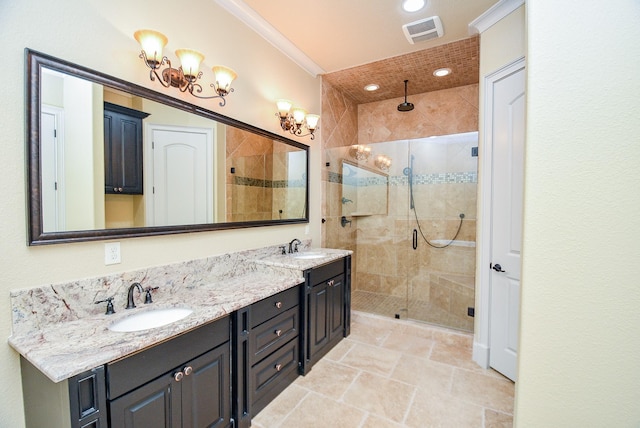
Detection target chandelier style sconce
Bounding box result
[349,145,372,161]
[275,99,320,140]
[375,154,392,171]
[134,29,237,107]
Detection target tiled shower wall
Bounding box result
[322,81,479,331]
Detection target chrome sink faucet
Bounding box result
[288,238,302,254]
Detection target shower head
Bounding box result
[397,80,414,112]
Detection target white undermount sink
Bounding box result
[109,307,193,332]
[291,252,327,260]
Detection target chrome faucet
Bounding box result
[126,282,143,309]
[288,238,302,254]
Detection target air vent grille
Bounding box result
[402,16,444,44]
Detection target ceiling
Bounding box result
[231,0,499,103]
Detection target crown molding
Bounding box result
[214,0,325,77]
[469,0,525,35]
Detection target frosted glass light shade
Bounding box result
[212,66,237,94]
[291,107,307,124]
[134,29,168,64]
[276,99,293,117]
[176,49,204,78]
[305,114,320,130]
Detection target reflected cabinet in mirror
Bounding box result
[26,49,309,245]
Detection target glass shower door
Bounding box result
[404,132,478,332]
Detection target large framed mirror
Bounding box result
[26,49,309,245]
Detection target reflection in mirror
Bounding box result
[341,160,389,216]
[27,49,309,244]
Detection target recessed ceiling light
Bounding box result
[402,0,426,13]
[433,68,451,77]
[364,83,380,92]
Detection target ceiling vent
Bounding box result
[402,16,444,44]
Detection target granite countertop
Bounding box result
[8,247,351,383]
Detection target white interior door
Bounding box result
[148,126,213,226]
[488,60,525,381]
[40,105,65,232]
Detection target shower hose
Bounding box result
[410,185,465,249]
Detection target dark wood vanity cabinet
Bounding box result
[103,102,149,195]
[303,255,352,373]
[107,316,232,428]
[233,284,302,428]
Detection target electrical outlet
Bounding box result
[305,225,310,235]
[105,242,121,265]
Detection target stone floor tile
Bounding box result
[342,371,416,423]
[278,392,367,428]
[340,342,402,376]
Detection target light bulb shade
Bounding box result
[134,29,168,64]
[305,114,320,130]
[212,65,237,94]
[276,99,293,117]
[176,49,204,78]
[291,107,307,124]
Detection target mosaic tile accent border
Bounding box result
[328,171,477,185]
[233,176,306,188]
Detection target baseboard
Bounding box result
[472,341,490,368]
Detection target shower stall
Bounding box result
[325,131,478,332]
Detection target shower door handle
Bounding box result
[412,229,417,250]
[491,263,506,272]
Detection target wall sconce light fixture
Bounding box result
[275,99,320,140]
[349,145,372,161]
[375,154,392,171]
[134,29,237,107]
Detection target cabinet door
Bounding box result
[104,103,147,195]
[308,280,330,359]
[328,273,345,342]
[109,372,181,428]
[182,345,231,428]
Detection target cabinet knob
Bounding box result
[328,280,334,287]
[274,301,283,309]
[274,363,282,372]
[174,371,184,382]
[118,187,123,192]
[275,329,282,337]
[183,366,193,376]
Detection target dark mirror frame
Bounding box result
[26,49,309,245]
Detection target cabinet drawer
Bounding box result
[251,285,300,328]
[251,337,299,413]
[250,306,299,365]
[107,316,230,400]
[307,258,344,285]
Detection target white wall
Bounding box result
[517,0,640,425]
[0,0,321,425]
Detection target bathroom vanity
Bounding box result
[10,245,351,428]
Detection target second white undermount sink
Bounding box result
[291,252,327,260]
[109,307,193,332]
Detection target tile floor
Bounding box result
[252,311,515,428]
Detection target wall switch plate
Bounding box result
[305,225,310,235]
[105,242,121,265]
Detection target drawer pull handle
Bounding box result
[174,371,184,382]
[183,366,193,376]
[275,329,282,337]
[274,301,283,309]
[275,363,282,372]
